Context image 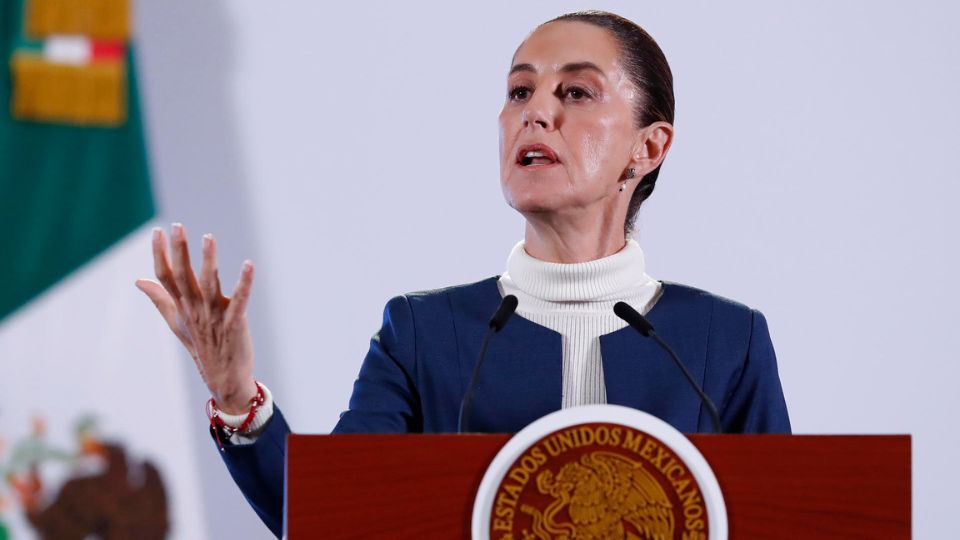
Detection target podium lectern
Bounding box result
[286,434,909,538]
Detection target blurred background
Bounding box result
[1,0,957,537]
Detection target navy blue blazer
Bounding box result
[216,277,791,537]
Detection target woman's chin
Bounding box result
[502,165,603,217]
[503,190,570,216]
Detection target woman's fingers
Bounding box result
[152,227,182,302]
[169,223,203,306]
[140,228,258,404]
[199,233,224,312]
[135,278,195,353]
[223,260,254,328]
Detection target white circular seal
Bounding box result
[472,404,727,539]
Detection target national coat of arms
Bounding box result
[473,406,727,540]
[521,450,675,540]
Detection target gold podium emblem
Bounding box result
[490,423,708,540]
[523,451,674,539]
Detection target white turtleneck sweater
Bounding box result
[223,239,660,443]
[498,239,661,407]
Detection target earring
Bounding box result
[620,168,636,192]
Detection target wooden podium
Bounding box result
[286,434,910,538]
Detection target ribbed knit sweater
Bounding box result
[497,239,661,407]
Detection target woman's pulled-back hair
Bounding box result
[544,11,675,236]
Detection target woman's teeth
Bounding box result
[522,151,553,166]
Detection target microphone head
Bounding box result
[490,295,519,332]
[614,301,655,337]
[613,301,638,320]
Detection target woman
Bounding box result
[137,11,789,537]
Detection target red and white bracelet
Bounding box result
[206,381,267,451]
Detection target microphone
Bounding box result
[613,302,723,434]
[458,295,519,433]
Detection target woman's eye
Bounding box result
[509,85,532,101]
[564,86,591,101]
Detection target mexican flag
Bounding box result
[0,0,206,537]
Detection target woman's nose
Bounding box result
[522,110,551,130]
[521,95,558,130]
[524,116,549,129]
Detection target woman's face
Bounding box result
[499,21,643,219]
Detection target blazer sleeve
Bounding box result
[332,294,423,433]
[720,308,792,433]
[214,295,422,538]
[214,404,291,538]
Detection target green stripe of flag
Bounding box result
[0,0,155,321]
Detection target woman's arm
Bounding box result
[212,294,422,538]
[332,294,423,433]
[214,404,290,538]
[720,309,792,433]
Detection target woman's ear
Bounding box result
[631,121,673,175]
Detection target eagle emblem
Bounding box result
[520,451,674,540]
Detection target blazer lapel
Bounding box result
[450,277,562,433]
[600,282,711,433]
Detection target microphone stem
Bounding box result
[458,325,496,433]
[650,332,723,434]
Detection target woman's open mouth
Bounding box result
[516,143,560,168]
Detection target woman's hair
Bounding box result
[543,11,675,236]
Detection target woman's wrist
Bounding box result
[217,378,260,415]
[216,381,274,430]
[206,381,274,449]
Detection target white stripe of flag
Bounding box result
[42,34,92,65]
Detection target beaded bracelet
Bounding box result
[206,381,266,451]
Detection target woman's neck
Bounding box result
[522,215,627,263]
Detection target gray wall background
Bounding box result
[135,1,959,537]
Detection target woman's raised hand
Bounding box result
[135,223,258,415]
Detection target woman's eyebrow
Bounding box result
[558,62,604,76]
[509,63,537,75]
[508,62,605,76]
